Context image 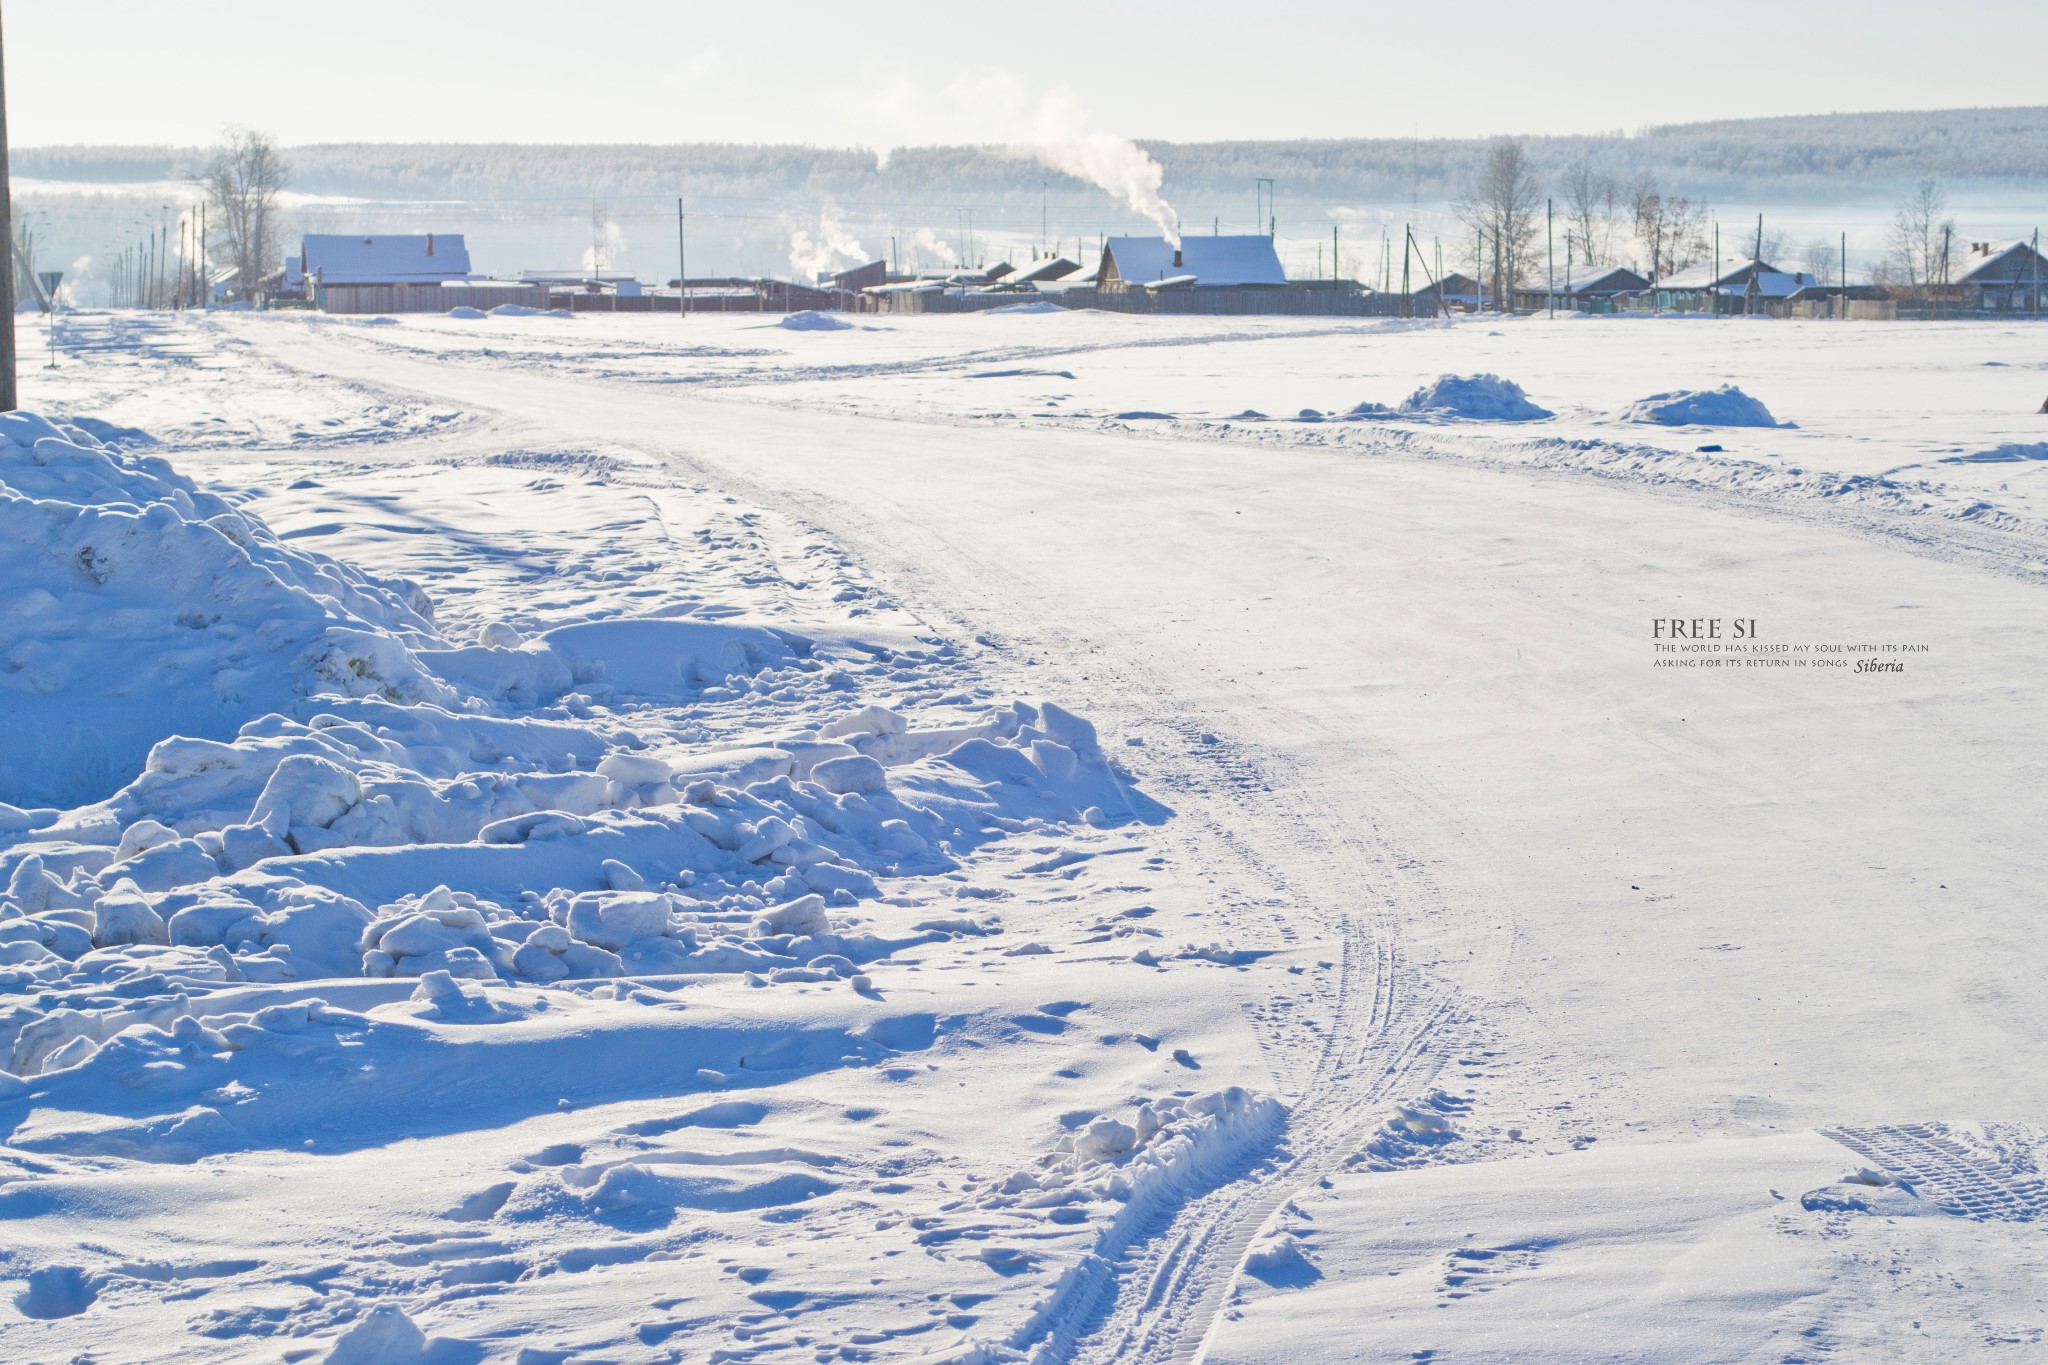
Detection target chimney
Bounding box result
[1173,247,1183,268]
[427,233,435,257]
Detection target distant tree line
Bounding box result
[18,105,2048,208]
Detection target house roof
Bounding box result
[1011,257,1081,284]
[517,268,635,283]
[1525,264,1649,295]
[302,233,472,285]
[1101,235,1286,288]
[1652,257,1788,291]
[1953,240,2048,284]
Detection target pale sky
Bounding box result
[11,0,2046,149]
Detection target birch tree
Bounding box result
[204,129,290,300]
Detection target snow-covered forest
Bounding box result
[17,105,2048,293]
[21,104,2048,202]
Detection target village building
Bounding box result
[1095,235,1285,292]
[1642,258,1816,313]
[301,233,473,291]
[1510,264,1650,313]
[1950,240,2048,313]
[1412,270,1488,311]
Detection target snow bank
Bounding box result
[1942,442,2048,465]
[777,311,852,331]
[1398,374,1552,421]
[0,424,1155,1096]
[1622,385,1780,427]
[982,301,1065,315]
[445,306,487,319]
[0,412,439,807]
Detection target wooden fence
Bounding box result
[316,283,855,315]
[866,287,1438,318]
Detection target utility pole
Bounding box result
[2033,227,2039,321]
[1546,197,1554,318]
[1401,224,1412,317]
[1841,232,1848,321]
[1492,228,1502,315]
[0,3,15,412]
[1712,223,1719,317]
[1333,225,1339,287]
[676,196,687,319]
[1940,223,1951,322]
[1041,181,1047,258]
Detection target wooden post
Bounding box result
[1546,197,1554,318]
[677,197,687,319]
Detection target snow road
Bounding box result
[15,309,2048,1359]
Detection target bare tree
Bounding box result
[1457,138,1541,307]
[1800,239,1837,287]
[1888,178,1953,298]
[1561,155,1607,265]
[1626,174,1708,282]
[204,128,290,301]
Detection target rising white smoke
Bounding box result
[581,220,627,274]
[907,226,956,269]
[1010,90,1178,247]
[786,202,869,281]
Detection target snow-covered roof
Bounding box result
[280,256,304,286]
[1953,240,2048,284]
[1011,257,1081,284]
[1526,265,1648,295]
[302,233,472,285]
[1101,235,1286,288]
[1654,257,1780,291]
[516,269,635,284]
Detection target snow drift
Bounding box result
[778,311,852,332]
[1622,385,1780,427]
[0,412,438,808]
[1398,374,1552,422]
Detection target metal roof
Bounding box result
[302,233,473,285]
[1101,235,1286,288]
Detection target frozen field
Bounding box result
[3,306,2045,1363]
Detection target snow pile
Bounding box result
[1013,1088,1283,1202]
[1942,442,2048,465]
[778,310,852,331]
[1344,1089,1469,1171]
[1622,385,1780,427]
[1398,374,1552,421]
[0,691,1134,1004]
[0,412,438,807]
[445,306,487,319]
[983,300,1065,315]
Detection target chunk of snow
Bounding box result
[1399,374,1552,421]
[1622,385,1779,427]
[777,310,852,331]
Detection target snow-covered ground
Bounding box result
[4,306,2046,1362]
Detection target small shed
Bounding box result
[1096,235,1286,291]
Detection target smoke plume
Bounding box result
[1011,91,1178,246]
